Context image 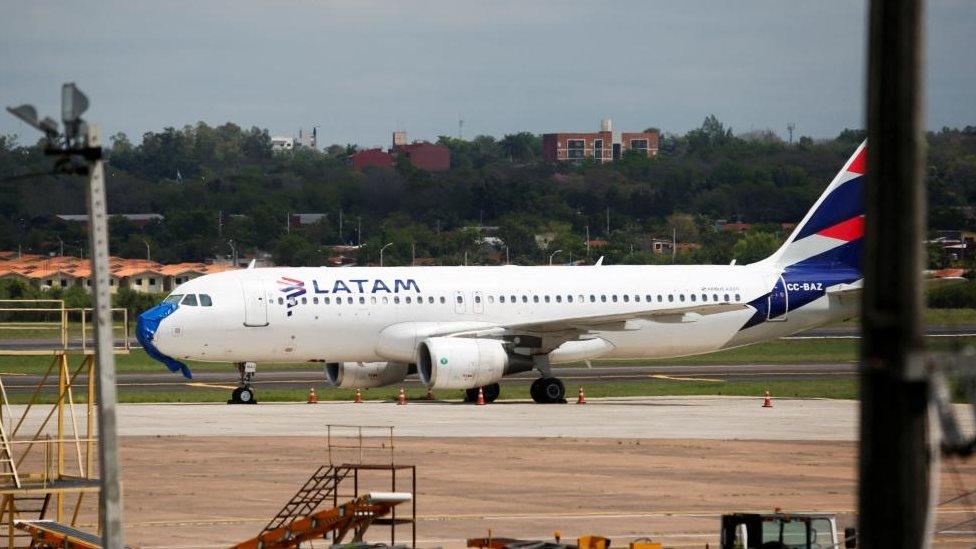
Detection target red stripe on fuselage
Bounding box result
[817,215,864,241]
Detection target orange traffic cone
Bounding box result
[397,387,407,405]
[762,390,773,408]
[476,387,486,406]
[577,386,586,405]
[354,388,363,404]
[307,388,318,404]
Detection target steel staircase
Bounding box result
[262,465,350,533]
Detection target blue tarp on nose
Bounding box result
[136,301,193,379]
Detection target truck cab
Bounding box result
[720,512,855,549]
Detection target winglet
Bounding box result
[247,259,256,269]
[595,256,604,266]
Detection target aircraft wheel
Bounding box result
[530,378,564,403]
[229,386,257,404]
[530,378,545,403]
[464,387,479,403]
[482,383,500,403]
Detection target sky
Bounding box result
[1,1,974,148]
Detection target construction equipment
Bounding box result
[233,492,412,549]
[718,511,856,548]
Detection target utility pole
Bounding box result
[786,122,796,144]
[357,216,362,247]
[605,207,610,236]
[8,83,125,548]
[859,0,932,547]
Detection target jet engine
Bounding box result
[324,361,410,388]
[417,337,531,389]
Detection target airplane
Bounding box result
[134,141,959,404]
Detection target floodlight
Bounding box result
[39,117,59,135]
[6,104,41,130]
[61,83,88,124]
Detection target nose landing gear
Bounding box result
[229,362,258,404]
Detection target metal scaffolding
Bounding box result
[0,299,128,547]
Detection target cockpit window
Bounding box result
[199,294,213,307]
[181,294,198,306]
[164,294,183,304]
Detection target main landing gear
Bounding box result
[464,383,500,404]
[229,362,258,404]
[530,354,566,404]
[530,377,566,404]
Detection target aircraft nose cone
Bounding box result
[136,302,192,379]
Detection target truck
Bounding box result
[719,512,856,549]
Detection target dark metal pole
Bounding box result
[860,0,931,547]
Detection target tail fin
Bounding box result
[764,141,866,271]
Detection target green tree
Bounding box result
[731,231,781,264]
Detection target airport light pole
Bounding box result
[8,83,124,548]
[380,242,393,267]
[549,249,562,266]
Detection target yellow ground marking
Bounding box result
[649,374,724,383]
[185,381,238,390]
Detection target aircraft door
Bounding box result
[767,275,789,322]
[242,278,269,327]
[473,291,485,314]
[453,291,465,314]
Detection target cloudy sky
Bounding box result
[1,1,973,147]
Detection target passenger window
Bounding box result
[667,295,673,302]
[634,295,640,302]
[724,294,730,301]
[735,293,741,301]
[428,296,434,303]
[533,296,540,303]
[371,297,377,304]
[406,296,412,304]
[544,296,551,303]
[488,296,495,304]
[657,295,662,302]
[511,295,517,303]
[301,297,307,304]
[713,294,719,302]
[383,297,390,304]
[601,295,607,302]
[475,295,481,304]
[347,297,353,304]
[182,294,198,306]
[623,295,630,303]
[359,297,365,304]
[394,296,401,304]
[612,295,618,302]
[555,295,562,303]
[691,294,697,302]
[701,294,707,302]
[456,296,463,304]
[324,297,331,304]
[277,297,284,305]
[521,296,528,303]
[578,295,584,302]
[680,294,686,302]
[500,296,506,303]
[568,295,574,303]
[439,296,445,304]
[312,297,318,305]
[590,295,596,302]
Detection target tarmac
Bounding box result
[15,395,862,440]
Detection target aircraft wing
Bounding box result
[502,301,750,335]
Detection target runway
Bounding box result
[0,362,858,396]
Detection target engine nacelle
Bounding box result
[325,361,409,388]
[418,337,526,390]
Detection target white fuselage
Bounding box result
[153,263,854,365]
